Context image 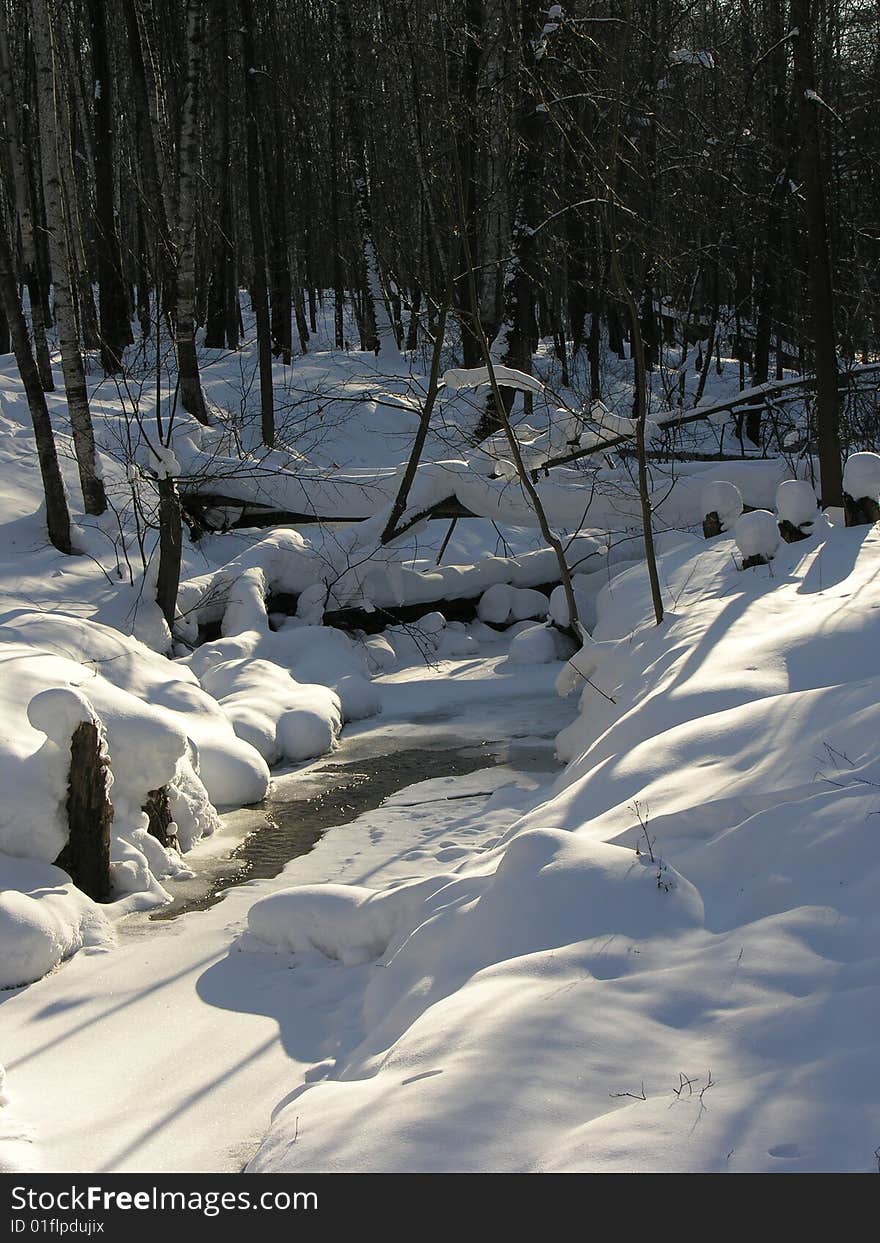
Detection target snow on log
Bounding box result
[442,366,544,395]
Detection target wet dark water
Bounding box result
[151,743,522,921]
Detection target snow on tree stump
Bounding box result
[842,453,880,527]
[143,786,178,851]
[701,481,743,540]
[55,720,113,903]
[776,480,819,543]
[735,509,779,570]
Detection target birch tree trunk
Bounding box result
[0,212,72,553]
[239,0,274,446]
[0,12,53,390]
[791,0,843,508]
[175,0,209,425]
[29,0,107,516]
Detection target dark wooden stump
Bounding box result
[843,492,880,527]
[741,553,770,569]
[778,518,811,544]
[143,786,179,850]
[702,511,723,539]
[54,720,113,902]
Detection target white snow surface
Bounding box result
[244,521,880,1174]
[2,314,878,1174]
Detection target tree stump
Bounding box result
[741,553,770,569]
[843,492,880,527]
[702,511,723,539]
[143,786,179,850]
[54,720,113,902]
[778,518,811,544]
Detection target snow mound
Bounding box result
[776,479,817,529]
[508,623,559,664]
[700,480,743,530]
[843,451,880,501]
[0,855,114,989]
[734,509,779,561]
[0,610,256,900]
[478,584,549,626]
[194,655,342,765]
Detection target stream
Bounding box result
[151,724,561,922]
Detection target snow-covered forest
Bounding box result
[1,0,880,1179]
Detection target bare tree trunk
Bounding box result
[0,12,53,390]
[381,301,449,544]
[156,474,182,630]
[239,0,274,446]
[0,212,72,553]
[791,0,843,508]
[175,0,210,425]
[87,0,132,373]
[30,0,107,516]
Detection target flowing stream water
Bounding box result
[151,727,559,922]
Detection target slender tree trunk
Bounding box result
[175,0,209,425]
[239,0,274,446]
[87,0,131,373]
[0,213,72,553]
[204,0,235,350]
[455,0,484,369]
[156,475,182,630]
[30,0,107,515]
[791,0,843,508]
[0,13,53,390]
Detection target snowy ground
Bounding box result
[0,650,571,1172]
[2,306,879,1174]
[246,520,880,1175]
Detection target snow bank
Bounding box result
[0,610,264,903]
[184,623,375,761]
[251,520,880,1173]
[0,855,113,989]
